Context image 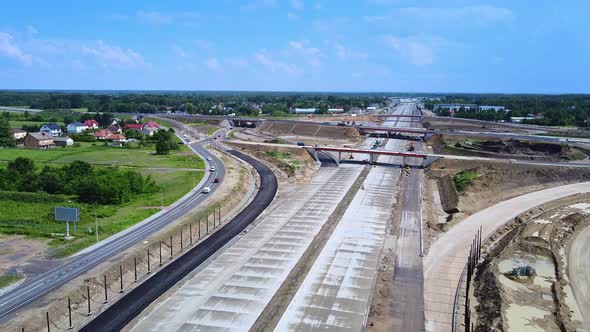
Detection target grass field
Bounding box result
[0,143,204,169]
[0,272,24,288]
[0,143,205,256]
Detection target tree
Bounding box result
[8,157,35,175]
[155,137,170,155]
[0,118,15,147]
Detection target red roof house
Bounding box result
[94,129,113,140]
[84,119,99,128]
[124,123,144,131]
[144,121,160,128]
[106,133,127,141]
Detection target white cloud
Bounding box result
[291,0,304,10]
[254,50,296,73]
[0,32,33,66]
[330,41,368,61]
[382,35,434,65]
[172,45,187,58]
[82,40,148,68]
[204,57,219,70]
[287,12,299,21]
[288,40,321,66]
[136,11,200,25]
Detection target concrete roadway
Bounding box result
[0,141,224,322]
[569,224,590,331]
[423,181,590,332]
[128,165,362,331]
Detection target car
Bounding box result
[202,187,211,193]
[296,142,305,146]
[206,157,212,161]
[213,178,219,183]
[210,165,216,171]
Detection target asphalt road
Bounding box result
[0,142,224,322]
[80,149,278,331]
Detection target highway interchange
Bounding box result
[2,104,590,331]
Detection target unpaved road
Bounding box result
[423,181,590,332]
[569,224,590,331]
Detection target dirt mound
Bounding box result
[429,137,587,161]
[259,121,361,140]
[437,175,459,213]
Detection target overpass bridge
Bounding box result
[311,146,428,164]
[375,114,423,119]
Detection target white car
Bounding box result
[206,157,212,161]
[210,165,216,171]
[202,187,211,194]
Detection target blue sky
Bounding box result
[1,1,589,93]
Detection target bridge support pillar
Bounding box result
[313,148,318,161]
[338,151,342,163]
[369,154,376,164]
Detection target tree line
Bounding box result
[0,91,388,117]
[426,94,590,127]
[0,157,157,205]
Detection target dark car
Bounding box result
[213,178,219,183]
[296,142,305,146]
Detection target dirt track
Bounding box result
[569,223,590,330]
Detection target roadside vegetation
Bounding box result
[0,272,24,288]
[0,142,204,257]
[453,170,478,192]
[264,150,301,175]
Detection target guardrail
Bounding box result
[451,264,467,332]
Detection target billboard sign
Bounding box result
[55,207,79,222]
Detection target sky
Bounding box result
[1,0,589,93]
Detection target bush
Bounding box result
[0,191,66,203]
[69,133,96,142]
[453,170,478,192]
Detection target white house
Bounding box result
[40,123,62,137]
[290,108,317,114]
[66,122,87,134]
[53,136,74,147]
[327,108,345,113]
[141,125,158,137]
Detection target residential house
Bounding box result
[25,132,55,149]
[110,118,121,126]
[290,108,317,114]
[124,123,144,131]
[106,133,126,141]
[40,123,62,137]
[53,136,74,147]
[94,129,113,140]
[107,125,122,134]
[66,122,87,134]
[141,125,158,137]
[11,128,27,140]
[83,119,99,129]
[144,121,160,129]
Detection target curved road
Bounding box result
[569,224,590,330]
[80,149,278,331]
[0,141,224,322]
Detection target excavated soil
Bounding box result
[472,195,590,332]
[428,136,587,161]
[425,159,590,233]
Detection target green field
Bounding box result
[0,143,203,169]
[0,143,205,256]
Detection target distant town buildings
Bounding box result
[327,108,345,114]
[290,108,317,114]
[53,136,74,147]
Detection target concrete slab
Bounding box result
[128,165,362,332]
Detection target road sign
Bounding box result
[55,207,79,240]
[55,207,79,222]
